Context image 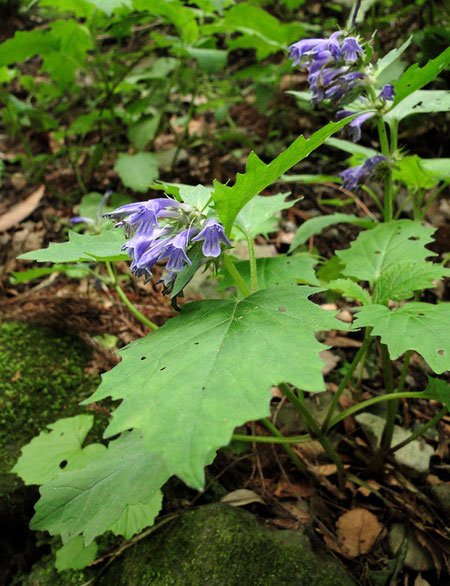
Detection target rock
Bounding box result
[355,413,434,476]
[0,321,101,583]
[25,503,355,585]
[388,523,432,572]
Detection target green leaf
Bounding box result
[55,536,98,571]
[219,255,319,290]
[19,230,127,263]
[353,303,450,374]
[280,173,338,184]
[325,137,379,157]
[423,376,450,410]
[421,158,450,181]
[10,264,90,284]
[179,184,212,210]
[127,116,160,151]
[114,153,159,193]
[109,502,160,540]
[385,90,450,123]
[375,36,412,78]
[185,48,227,74]
[389,47,450,106]
[212,118,357,234]
[289,213,374,252]
[392,156,439,190]
[375,262,450,303]
[12,415,94,485]
[85,286,345,489]
[84,0,132,15]
[78,191,134,221]
[234,193,294,239]
[336,220,437,282]
[327,279,372,305]
[31,431,169,545]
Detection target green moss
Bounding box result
[97,503,354,586]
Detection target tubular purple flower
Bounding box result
[341,37,363,62]
[377,84,395,101]
[163,228,198,272]
[192,219,231,257]
[70,216,96,225]
[104,198,181,238]
[340,155,388,190]
[338,110,375,142]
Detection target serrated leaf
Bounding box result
[389,47,450,106]
[109,501,161,539]
[423,376,450,410]
[31,431,169,545]
[421,158,450,181]
[85,286,345,489]
[327,279,372,305]
[289,213,374,252]
[179,184,212,210]
[336,220,437,283]
[353,303,450,373]
[375,262,450,303]
[375,37,412,78]
[212,118,357,234]
[219,255,319,290]
[10,264,90,284]
[325,137,379,157]
[12,415,94,485]
[385,90,450,123]
[234,193,294,239]
[55,535,98,571]
[114,152,159,193]
[392,156,438,190]
[19,230,127,263]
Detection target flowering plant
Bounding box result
[12,3,450,575]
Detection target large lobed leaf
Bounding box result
[85,285,346,489]
[212,118,356,234]
[354,303,450,374]
[336,220,448,302]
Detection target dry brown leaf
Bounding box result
[334,508,383,558]
[357,480,382,497]
[274,478,315,499]
[0,185,45,231]
[320,349,341,375]
[282,500,312,524]
[221,489,264,507]
[314,464,350,477]
[324,334,362,348]
[414,575,432,586]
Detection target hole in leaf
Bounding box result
[194,342,199,345]
[418,313,425,316]
[59,460,68,469]
[160,366,166,371]
[408,236,419,241]
[278,306,286,312]
[374,251,381,254]
[141,356,146,360]
[437,350,444,356]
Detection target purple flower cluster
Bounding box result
[340,155,388,190]
[289,31,367,104]
[104,198,231,288]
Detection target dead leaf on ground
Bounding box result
[327,508,383,558]
[221,489,264,507]
[0,185,45,231]
[282,500,312,524]
[274,478,315,499]
[320,349,341,376]
[357,480,382,497]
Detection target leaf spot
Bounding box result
[59,460,68,469]
[437,350,444,356]
[141,356,147,360]
[278,306,286,312]
[418,313,425,317]
[408,236,419,241]
[374,251,381,255]
[160,366,166,371]
[194,342,199,345]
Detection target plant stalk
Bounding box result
[223,254,251,297]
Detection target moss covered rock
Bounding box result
[0,321,101,582]
[25,503,354,585]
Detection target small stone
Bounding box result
[388,523,432,571]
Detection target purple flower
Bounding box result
[192,219,231,257]
[341,37,363,62]
[163,228,198,272]
[340,155,388,190]
[70,216,95,225]
[377,84,395,101]
[104,198,180,238]
[338,110,375,142]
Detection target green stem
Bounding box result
[322,332,372,432]
[377,119,393,222]
[246,234,259,293]
[389,121,398,153]
[279,383,346,489]
[328,391,426,429]
[223,254,251,297]
[105,262,158,331]
[231,432,310,445]
[388,407,448,455]
[261,418,307,474]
